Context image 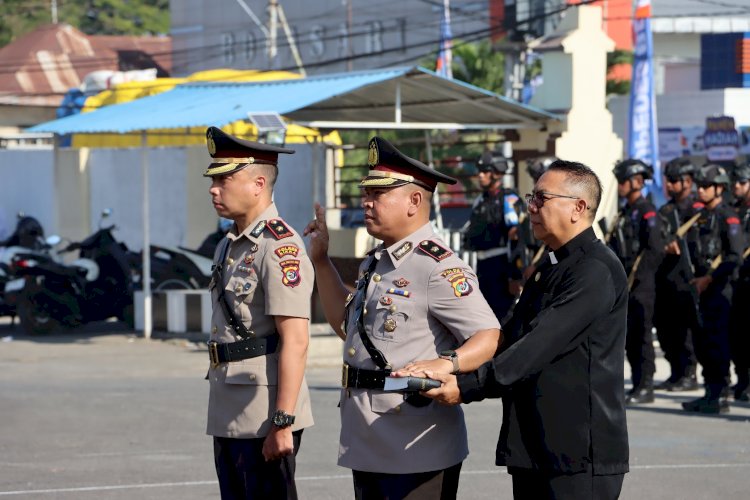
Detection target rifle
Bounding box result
[666,211,702,323]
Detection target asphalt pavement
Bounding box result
[1,320,749,499]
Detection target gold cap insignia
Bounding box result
[368,141,379,166]
[207,134,216,156]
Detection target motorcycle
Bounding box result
[1,213,52,319]
[6,213,135,335]
[144,244,213,291]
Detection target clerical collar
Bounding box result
[548,227,596,265]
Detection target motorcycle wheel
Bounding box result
[18,301,60,335]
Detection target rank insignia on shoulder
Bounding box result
[250,220,267,237]
[417,240,452,261]
[393,277,410,288]
[266,219,294,239]
[275,244,300,258]
[392,241,412,260]
[279,259,302,287]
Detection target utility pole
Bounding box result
[51,0,58,24]
[268,0,278,61]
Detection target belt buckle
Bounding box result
[342,363,349,388]
[208,341,220,368]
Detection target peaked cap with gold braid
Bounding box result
[359,136,457,192]
[203,126,294,177]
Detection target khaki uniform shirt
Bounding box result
[338,222,500,473]
[206,203,314,439]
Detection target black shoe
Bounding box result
[735,387,750,402]
[626,386,654,404]
[681,396,730,414]
[655,379,675,391]
[668,375,699,392]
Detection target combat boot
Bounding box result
[668,373,699,392]
[626,375,654,404]
[682,385,729,414]
[733,369,749,402]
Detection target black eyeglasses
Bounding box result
[525,191,588,209]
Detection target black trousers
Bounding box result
[509,468,625,500]
[213,431,303,500]
[653,284,698,380]
[626,290,656,387]
[695,284,732,388]
[476,255,515,323]
[730,282,750,379]
[352,462,462,500]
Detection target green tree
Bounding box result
[0,0,168,48]
[606,49,633,96]
[424,39,505,95]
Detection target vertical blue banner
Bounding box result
[628,3,663,204]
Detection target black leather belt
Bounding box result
[208,334,279,368]
[341,363,390,389]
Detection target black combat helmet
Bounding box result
[476,151,513,174]
[663,157,697,180]
[733,163,750,182]
[526,156,558,182]
[613,159,653,183]
[695,164,731,187]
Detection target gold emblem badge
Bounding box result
[207,133,216,155]
[379,296,393,306]
[368,141,379,166]
[384,318,397,332]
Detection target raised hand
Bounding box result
[303,202,329,264]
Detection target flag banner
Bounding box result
[436,1,453,79]
[628,0,662,203]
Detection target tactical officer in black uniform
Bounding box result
[526,156,558,183]
[730,163,750,401]
[609,159,664,405]
[682,165,744,414]
[654,158,702,392]
[463,151,523,322]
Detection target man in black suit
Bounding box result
[400,160,629,499]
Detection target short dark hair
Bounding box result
[546,160,602,216]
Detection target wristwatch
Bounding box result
[439,350,460,374]
[271,409,296,428]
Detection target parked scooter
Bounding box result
[1,213,52,319]
[145,245,213,290]
[6,211,135,334]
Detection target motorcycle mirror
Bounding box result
[45,235,61,247]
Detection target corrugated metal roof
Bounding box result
[28,67,557,134]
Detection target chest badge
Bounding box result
[384,318,397,332]
[534,272,540,282]
[393,277,410,288]
[386,288,411,298]
[379,296,393,306]
[244,255,255,265]
[250,243,259,253]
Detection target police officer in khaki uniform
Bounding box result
[305,137,501,499]
[203,127,314,499]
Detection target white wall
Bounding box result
[0,142,327,251]
[0,149,57,239]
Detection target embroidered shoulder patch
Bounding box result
[279,259,301,287]
[441,268,473,297]
[727,216,740,225]
[643,211,656,220]
[266,219,294,239]
[275,244,299,258]
[417,240,452,261]
[692,202,705,210]
[250,220,267,237]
